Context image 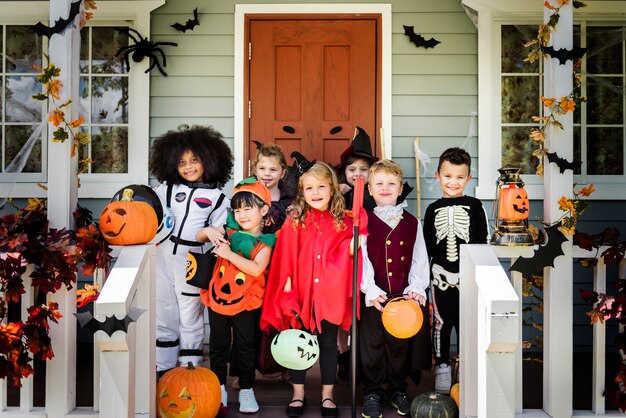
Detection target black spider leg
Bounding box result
[117,27,144,44]
[115,45,137,71]
[114,27,146,72]
[148,43,177,76]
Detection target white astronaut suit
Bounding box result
[154,182,229,372]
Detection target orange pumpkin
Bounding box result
[450,383,460,407]
[99,188,158,245]
[382,297,424,339]
[497,185,529,221]
[157,362,221,418]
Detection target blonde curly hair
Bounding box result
[289,162,346,231]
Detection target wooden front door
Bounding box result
[246,16,380,173]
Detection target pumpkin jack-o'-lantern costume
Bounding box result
[149,125,233,376]
[200,177,276,410]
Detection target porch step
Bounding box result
[220,368,435,418]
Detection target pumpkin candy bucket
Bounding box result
[157,362,221,418]
[382,296,424,339]
[100,188,159,245]
[271,310,319,370]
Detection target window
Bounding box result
[1,25,45,181]
[79,27,130,174]
[465,0,626,200]
[500,24,623,179]
[0,2,161,199]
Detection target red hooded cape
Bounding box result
[260,208,367,333]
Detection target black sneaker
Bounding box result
[390,392,411,416]
[362,394,382,418]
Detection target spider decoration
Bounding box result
[115,27,178,77]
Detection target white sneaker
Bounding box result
[220,384,228,405]
[239,388,259,414]
[434,364,452,394]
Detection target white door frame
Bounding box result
[234,3,392,182]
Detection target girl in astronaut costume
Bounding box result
[149,125,234,376]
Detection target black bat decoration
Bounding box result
[32,0,81,38]
[546,151,582,173]
[509,224,568,277]
[171,8,200,33]
[74,307,145,337]
[543,46,587,65]
[402,25,440,49]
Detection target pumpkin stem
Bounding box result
[121,188,134,201]
[186,361,195,370]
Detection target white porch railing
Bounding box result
[461,243,626,418]
[0,244,156,418]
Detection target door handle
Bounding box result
[282,125,295,134]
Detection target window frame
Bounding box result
[463,0,626,200]
[0,1,164,199]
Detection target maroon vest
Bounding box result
[366,211,418,295]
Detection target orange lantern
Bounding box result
[497,185,529,221]
[382,297,424,339]
[491,167,534,246]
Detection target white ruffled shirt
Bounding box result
[360,202,430,307]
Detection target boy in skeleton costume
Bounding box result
[423,147,489,394]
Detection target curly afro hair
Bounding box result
[149,125,234,188]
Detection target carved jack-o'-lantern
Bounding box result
[99,188,159,245]
[208,261,247,312]
[382,297,424,339]
[497,185,529,221]
[271,328,320,370]
[157,362,221,418]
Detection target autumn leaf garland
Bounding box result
[33,60,92,177]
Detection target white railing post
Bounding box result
[20,266,35,413]
[592,255,606,414]
[134,246,156,417]
[95,245,154,418]
[92,267,106,413]
[492,246,534,416]
[461,244,519,418]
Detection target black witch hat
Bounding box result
[339,126,379,168]
[280,151,316,199]
[291,151,316,175]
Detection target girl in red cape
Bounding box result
[260,161,367,418]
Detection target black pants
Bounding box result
[290,320,339,386]
[432,286,459,366]
[208,308,257,389]
[359,303,409,397]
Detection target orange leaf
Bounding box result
[48,109,65,127]
[578,184,595,197]
[75,284,100,308]
[68,115,84,129]
[559,98,576,113]
[45,79,62,100]
[541,96,556,107]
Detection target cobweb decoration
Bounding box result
[0,123,44,209]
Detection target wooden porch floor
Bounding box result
[217,366,434,418]
[9,343,619,415]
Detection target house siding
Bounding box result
[2,0,624,357]
[148,0,479,219]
